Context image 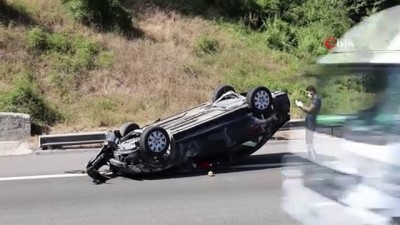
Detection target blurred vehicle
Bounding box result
[282,5,400,225]
[86,85,290,183]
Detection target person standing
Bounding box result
[295,85,322,160]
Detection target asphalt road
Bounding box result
[0,141,301,225]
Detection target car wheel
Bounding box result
[119,122,140,137]
[246,86,272,114]
[139,126,170,156]
[212,85,235,102]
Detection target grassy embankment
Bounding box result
[0,0,394,134]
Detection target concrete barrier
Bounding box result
[0,112,33,156]
[0,112,31,141]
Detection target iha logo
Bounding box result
[324,37,354,50]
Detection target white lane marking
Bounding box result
[0,173,87,182]
[0,162,306,181]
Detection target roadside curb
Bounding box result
[0,141,34,157]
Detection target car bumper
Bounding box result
[282,178,391,225]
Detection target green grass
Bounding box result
[0,0,392,134]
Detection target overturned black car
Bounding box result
[86,85,290,182]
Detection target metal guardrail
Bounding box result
[37,119,308,150]
[280,119,343,137]
[280,119,304,130]
[39,132,107,149]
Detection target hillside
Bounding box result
[0,0,396,134]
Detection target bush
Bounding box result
[95,51,114,68]
[263,18,297,52]
[26,27,49,52]
[0,74,62,126]
[70,36,100,71]
[345,0,398,25]
[48,33,70,53]
[27,27,100,73]
[210,0,270,29]
[193,36,221,56]
[261,0,351,59]
[26,27,101,98]
[62,0,133,33]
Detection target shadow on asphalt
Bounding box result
[89,153,311,184]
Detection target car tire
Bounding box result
[212,85,235,102]
[119,122,140,137]
[139,126,170,156]
[246,86,273,114]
